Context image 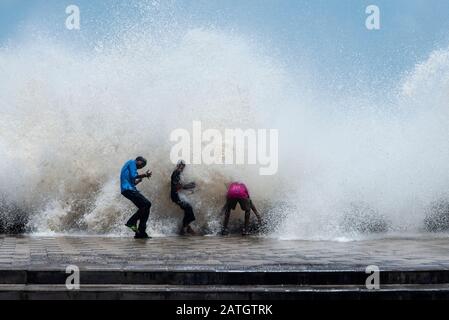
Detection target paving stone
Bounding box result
[0,235,447,272]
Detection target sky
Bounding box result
[1,0,449,90]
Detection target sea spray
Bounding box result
[1,4,449,239]
[0,27,288,235]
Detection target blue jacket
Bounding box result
[120,160,138,193]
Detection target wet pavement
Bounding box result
[0,235,448,271]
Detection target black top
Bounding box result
[171,169,182,197]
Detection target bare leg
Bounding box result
[223,210,231,229]
[250,201,263,224]
[222,204,231,235]
[242,210,251,235]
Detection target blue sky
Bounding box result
[1,0,449,90]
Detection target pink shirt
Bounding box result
[227,182,250,199]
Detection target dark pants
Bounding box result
[222,197,252,231]
[122,190,151,234]
[171,193,195,227]
[224,197,251,212]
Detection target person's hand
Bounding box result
[146,170,152,179]
[183,182,196,190]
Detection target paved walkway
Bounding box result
[0,235,448,271]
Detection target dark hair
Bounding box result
[177,159,186,167]
[136,156,147,166]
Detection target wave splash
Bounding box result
[1,5,449,239]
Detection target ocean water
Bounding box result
[1,2,449,240]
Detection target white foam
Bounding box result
[1,6,449,240]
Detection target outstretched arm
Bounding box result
[130,161,152,181]
[183,182,196,190]
[134,171,151,185]
[136,170,152,180]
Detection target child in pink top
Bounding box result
[227,182,250,199]
[221,182,263,236]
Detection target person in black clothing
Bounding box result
[171,160,197,235]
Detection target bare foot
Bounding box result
[186,225,196,235]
